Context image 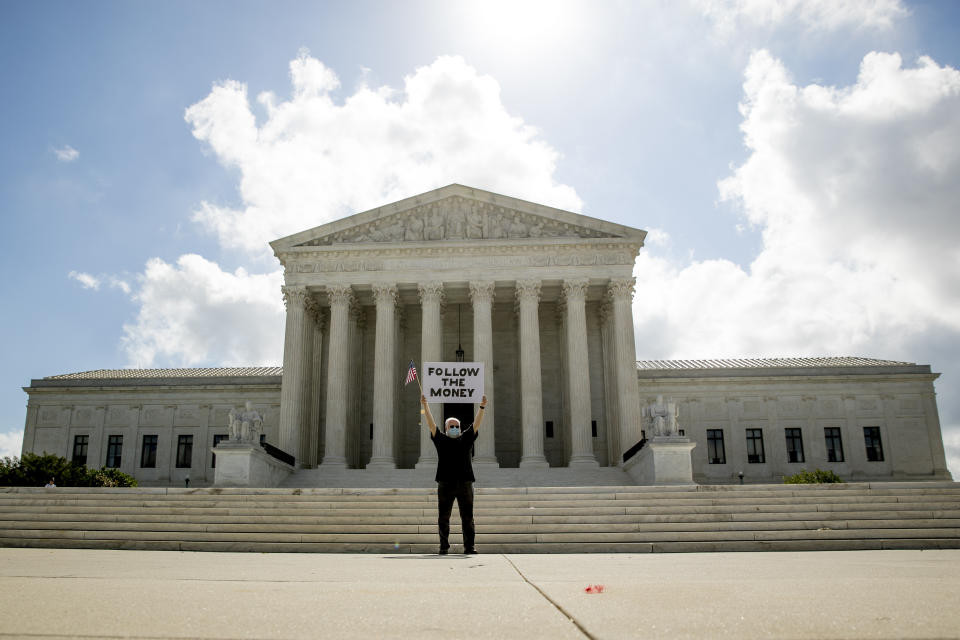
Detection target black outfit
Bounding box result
[431,424,478,552]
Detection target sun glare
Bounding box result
[458,0,587,57]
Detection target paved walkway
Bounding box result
[1,548,958,639]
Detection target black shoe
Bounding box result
[439,548,448,555]
[464,547,478,554]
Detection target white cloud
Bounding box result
[68,271,100,290]
[121,255,285,368]
[0,429,24,459]
[634,48,960,477]
[68,271,131,294]
[695,0,908,35]
[53,145,79,162]
[185,53,582,255]
[115,53,582,367]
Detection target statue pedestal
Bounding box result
[212,442,294,487]
[623,437,697,485]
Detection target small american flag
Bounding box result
[404,360,418,386]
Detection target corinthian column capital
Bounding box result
[469,280,495,304]
[515,279,542,303]
[372,283,398,306]
[562,278,589,302]
[417,281,445,305]
[608,277,636,301]
[305,296,324,327]
[326,284,355,307]
[282,285,309,309]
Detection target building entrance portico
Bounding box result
[270,184,647,473]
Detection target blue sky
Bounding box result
[2,0,959,476]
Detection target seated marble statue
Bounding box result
[228,402,263,443]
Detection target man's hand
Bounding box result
[421,394,437,436]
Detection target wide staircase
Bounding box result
[1,482,958,553]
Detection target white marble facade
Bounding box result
[271,184,646,471]
[18,186,953,485]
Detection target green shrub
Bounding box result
[91,467,138,487]
[0,453,137,487]
[783,468,844,484]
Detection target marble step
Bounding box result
[5,508,959,525]
[3,502,959,521]
[3,538,959,553]
[2,527,958,544]
[1,483,958,553]
[5,491,959,509]
[2,517,958,534]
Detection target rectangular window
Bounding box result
[211,434,228,468]
[745,429,765,463]
[864,426,884,462]
[591,420,598,438]
[72,435,88,466]
[105,435,123,468]
[824,427,844,462]
[140,435,158,468]
[545,421,554,438]
[707,429,725,464]
[176,435,193,468]
[785,428,805,463]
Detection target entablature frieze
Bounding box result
[279,240,640,275]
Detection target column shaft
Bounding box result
[517,280,547,468]
[322,285,353,467]
[416,282,444,468]
[470,281,498,466]
[564,279,597,467]
[600,301,620,466]
[610,278,642,462]
[305,304,325,468]
[278,286,312,464]
[368,283,398,468]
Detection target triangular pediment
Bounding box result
[270,184,645,252]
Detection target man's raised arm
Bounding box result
[472,395,488,435]
[420,395,437,436]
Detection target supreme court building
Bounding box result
[21,185,952,486]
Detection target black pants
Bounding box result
[437,481,475,550]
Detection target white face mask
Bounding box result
[446,425,461,438]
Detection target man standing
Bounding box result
[420,393,487,555]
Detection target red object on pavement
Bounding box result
[584,584,605,593]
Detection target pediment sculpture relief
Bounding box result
[298,196,617,246]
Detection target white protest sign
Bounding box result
[423,362,484,403]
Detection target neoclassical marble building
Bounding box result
[20,185,952,485]
[271,184,645,472]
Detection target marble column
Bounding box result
[470,281,498,466]
[516,279,548,468]
[279,286,313,464]
[416,282,444,468]
[322,284,353,467]
[563,278,598,467]
[347,302,365,468]
[609,278,642,462]
[599,300,621,466]
[368,283,398,469]
[305,301,325,468]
